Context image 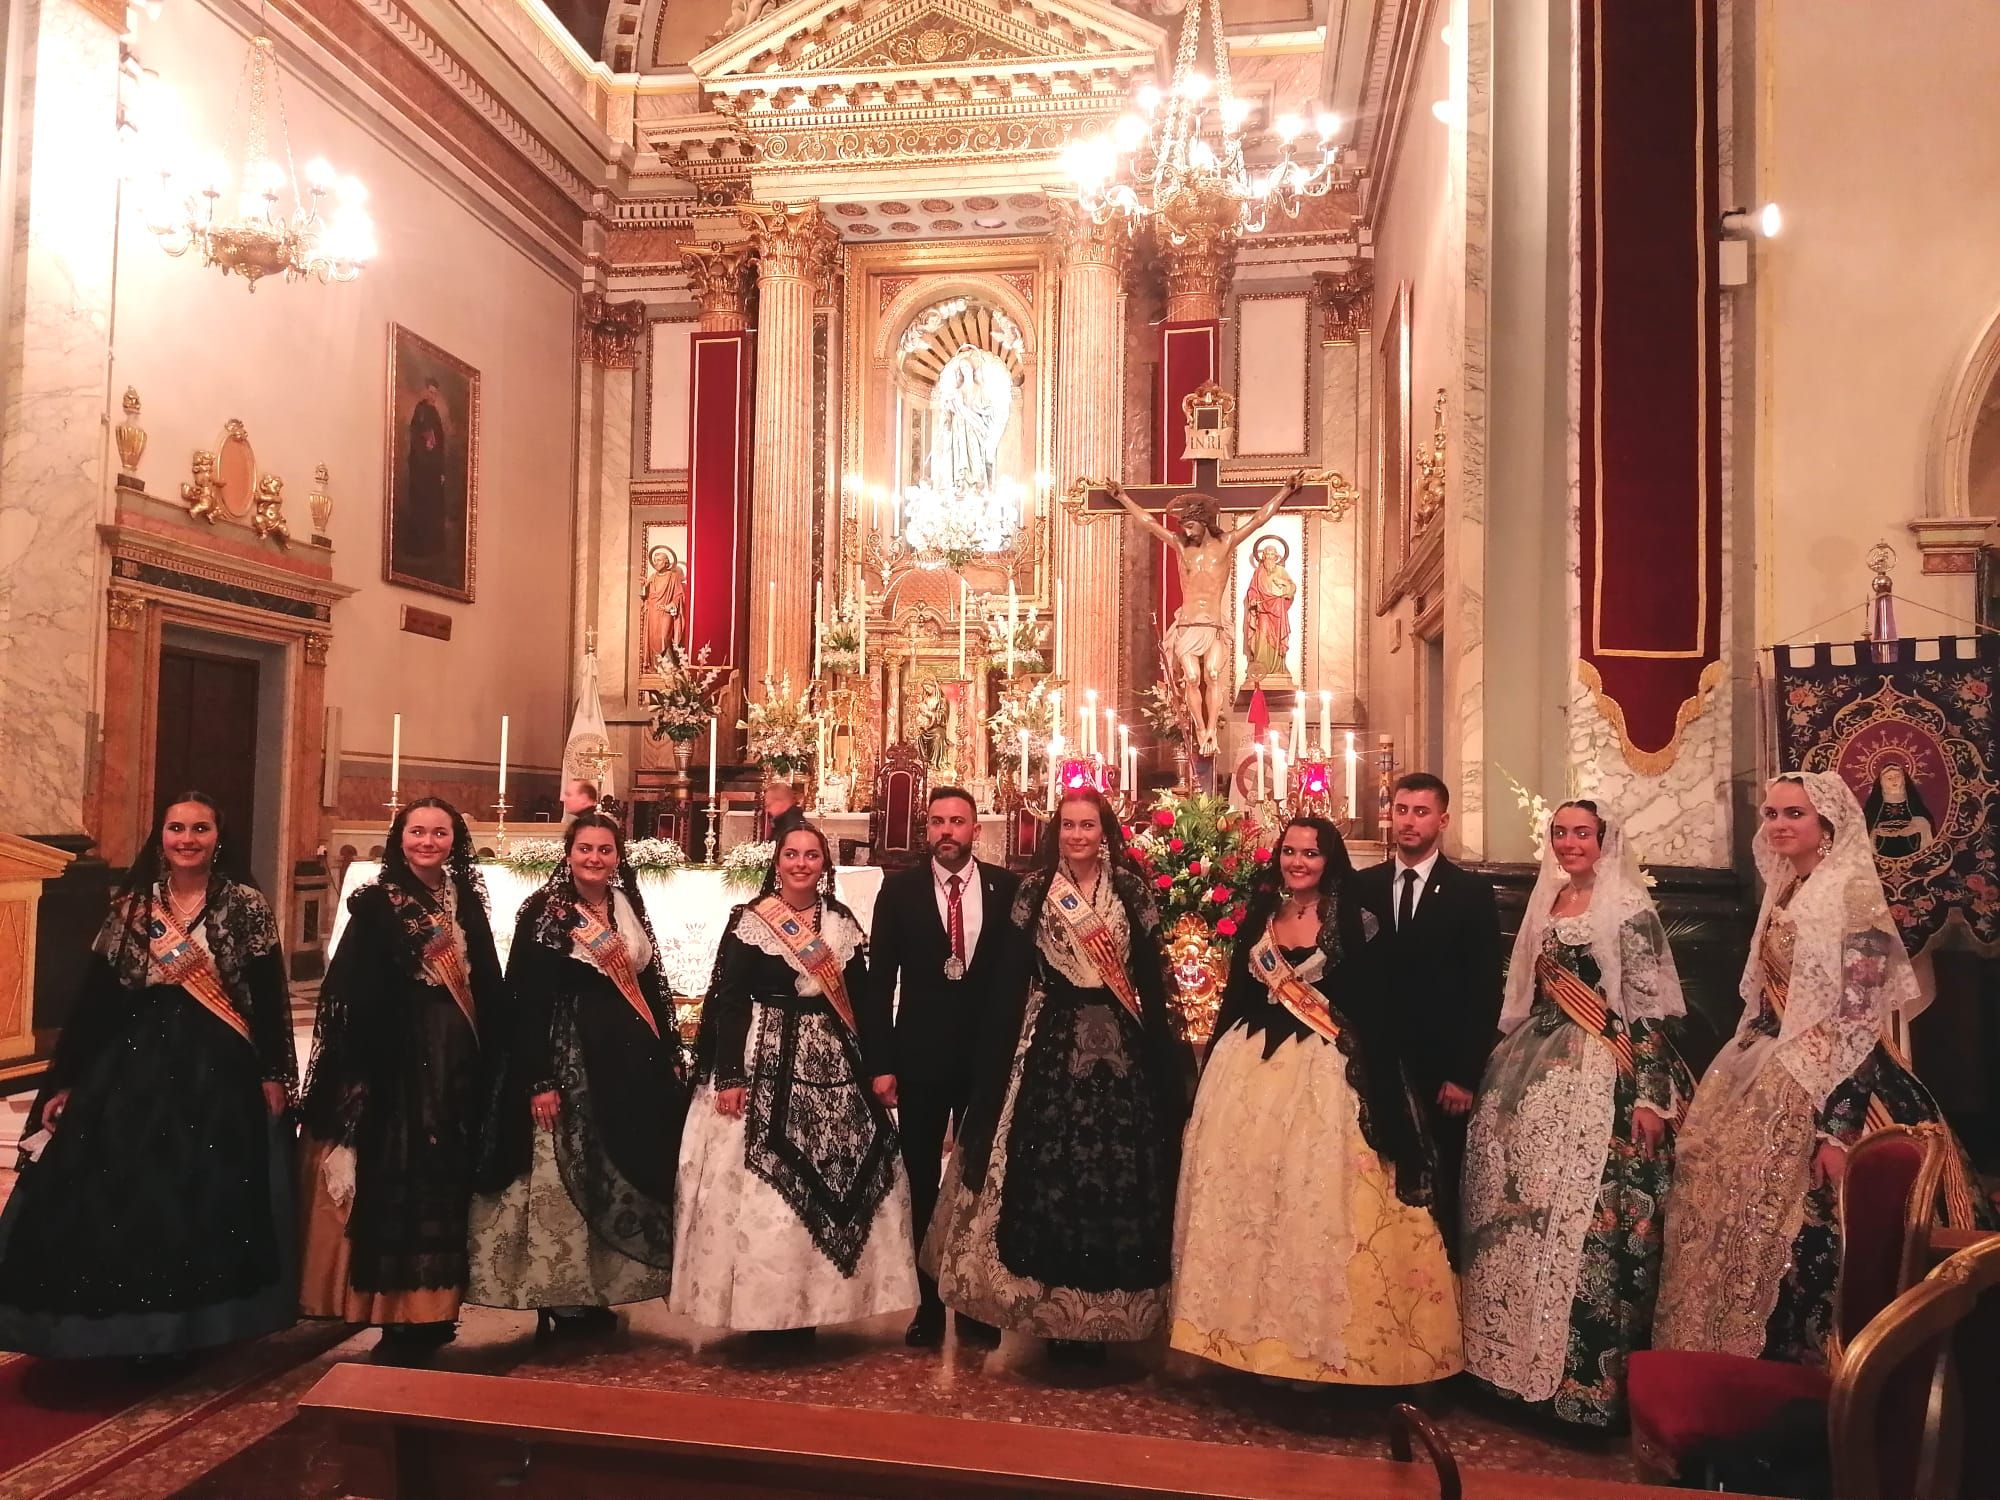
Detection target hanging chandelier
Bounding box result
[143,32,376,289]
[1062,0,1346,241]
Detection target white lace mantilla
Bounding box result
[734,903,863,998]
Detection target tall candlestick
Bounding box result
[1007,584,1018,676]
[1084,689,1098,757]
[1269,729,1286,795]
[390,713,402,801]
[1117,722,1130,780]
[1291,713,1303,765]
[707,715,719,802]
[497,715,509,797]
[1319,691,1333,755]
[1046,734,1063,812]
[765,582,776,681]
[1104,708,1116,766]
[958,577,968,676]
[857,603,868,679]
[1254,742,1265,803]
[812,583,823,682]
[1018,728,1030,793]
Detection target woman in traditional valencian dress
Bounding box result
[1655,773,1990,1365]
[928,788,1192,1361]
[298,798,505,1363]
[672,823,915,1334]
[1460,801,1695,1427]
[0,794,296,1361]
[1172,817,1460,1385]
[467,814,687,1335]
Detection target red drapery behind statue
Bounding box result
[1154,321,1218,628]
[686,331,753,673]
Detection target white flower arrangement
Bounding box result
[625,838,687,871]
[819,617,862,676]
[501,837,566,876]
[722,838,774,889]
[987,676,1065,765]
[742,675,816,777]
[1496,765,1655,886]
[644,643,729,744]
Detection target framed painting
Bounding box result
[1374,281,1412,609]
[383,324,480,602]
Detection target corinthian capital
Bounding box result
[1311,266,1373,345]
[578,293,649,369]
[1050,196,1131,276]
[681,241,755,330]
[740,201,840,288]
[1157,223,1237,324]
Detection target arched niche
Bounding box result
[1932,306,2000,522]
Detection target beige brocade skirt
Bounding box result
[296,1136,462,1327]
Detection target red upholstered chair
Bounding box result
[1830,1233,2000,1500]
[867,743,927,870]
[1629,1123,1950,1483]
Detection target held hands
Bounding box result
[41,1089,71,1131]
[1436,1082,1475,1117]
[531,1090,561,1132]
[1630,1106,1667,1160]
[871,1074,899,1109]
[714,1086,748,1119]
[1811,1138,1850,1191]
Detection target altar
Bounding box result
[717,810,1002,861]
[327,862,884,999]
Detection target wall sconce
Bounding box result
[1719,202,1782,286]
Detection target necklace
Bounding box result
[166,881,206,920]
[1282,892,1319,919]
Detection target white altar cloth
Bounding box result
[328,862,885,998]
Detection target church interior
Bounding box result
[2,0,1999,1491]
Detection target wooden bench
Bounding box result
[299,1365,1723,1500]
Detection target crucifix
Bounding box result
[1065,381,1358,759]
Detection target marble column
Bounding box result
[0,0,122,837]
[684,241,753,334]
[742,202,837,691]
[1312,268,1373,729]
[572,294,647,713]
[1051,199,1130,707]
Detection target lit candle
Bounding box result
[1253,741,1265,802]
[1117,722,1130,783]
[1104,708,1116,765]
[1291,713,1303,765]
[958,577,968,676]
[1046,734,1064,812]
[707,715,719,802]
[765,582,776,681]
[1084,689,1098,757]
[1018,728,1030,793]
[497,715,509,799]
[1007,584,1018,676]
[1320,691,1333,755]
[390,713,402,801]
[1345,730,1358,822]
[1269,728,1286,794]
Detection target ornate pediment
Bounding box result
[810,3,1069,69]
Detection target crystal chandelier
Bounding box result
[901,480,1023,570]
[144,32,376,289]
[1062,0,1345,240]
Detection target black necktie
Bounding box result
[1398,867,1418,931]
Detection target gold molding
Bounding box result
[578,293,649,368]
[1412,387,1447,537]
[1311,266,1373,344]
[303,631,330,666]
[106,589,145,632]
[741,200,840,287]
[1229,289,1315,465]
[680,242,755,327]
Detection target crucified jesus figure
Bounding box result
[1109,471,1306,758]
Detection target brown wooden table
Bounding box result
[299,1365,1715,1500]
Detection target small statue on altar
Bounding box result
[1109,476,1304,758]
[640,544,688,666]
[814,766,852,815]
[1240,535,1296,686]
[911,679,952,773]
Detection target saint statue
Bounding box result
[1110,474,1305,758]
[1863,762,1937,859]
[928,346,1011,497]
[640,543,688,667]
[911,679,952,774]
[1240,535,1297,686]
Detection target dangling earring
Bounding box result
[1816,833,1834,858]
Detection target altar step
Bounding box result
[302,1365,1697,1499]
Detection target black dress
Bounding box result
[0,880,297,1357]
[298,869,504,1324]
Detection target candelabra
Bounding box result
[703,795,721,865]
[490,795,511,856]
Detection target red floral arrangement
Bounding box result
[1125,792,1261,946]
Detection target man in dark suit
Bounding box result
[1351,771,1503,1212]
[860,786,1019,1348]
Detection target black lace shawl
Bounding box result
[954,866,1194,1193]
[24,877,292,1140]
[472,886,687,1269]
[1211,890,1452,1258]
[299,867,506,1291]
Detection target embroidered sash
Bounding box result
[749,896,857,1034]
[148,900,254,1047]
[420,908,478,1036]
[573,899,658,1037]
[1537,951,1637,1079]
[1043,871,1142,1021]
[1248,930,1340,1043]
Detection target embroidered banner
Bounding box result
[1773,637,2000,956]
[1576,0,1723,773]
[686,331,753,673]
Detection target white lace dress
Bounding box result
[670,903,916,1331]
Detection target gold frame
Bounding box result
[382,323,482,604]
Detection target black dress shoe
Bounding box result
[905,1310,945,1348]
[955,1315,1001,1349]
[1046,1338,1106,1366]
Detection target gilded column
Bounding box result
[1051,199,1131,705]
[1158,220,1237,325]
[743,202,837,690]
[683,241,753,333]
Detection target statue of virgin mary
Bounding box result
[928,346,1012,497]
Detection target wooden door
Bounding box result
[153,647,260,858]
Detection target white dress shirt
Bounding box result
[1392,848,1442,929]
[932,858,983,964]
